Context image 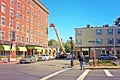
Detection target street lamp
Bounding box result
[69,37,74,67]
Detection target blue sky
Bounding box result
[40,0,120,42]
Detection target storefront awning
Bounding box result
[1,45,15,51]
[17,46,27,51]
[35,47,43,52]
[26,46,43,52]
[26,46,35,50]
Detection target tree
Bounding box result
[64,40,71,53]
[48,39,58,48]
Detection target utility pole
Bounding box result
[69,37,74,67]
[8,14,22,62]
[88,40,96,66]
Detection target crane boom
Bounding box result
[50,23,66,54]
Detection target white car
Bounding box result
[38,54,50,61]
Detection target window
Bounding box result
[16,35,18,42]
[1,16,5,26]
[32,2,34,8]
[108,38,114,44]
[17,1,20,8]
[107,29,113,34]
[26,17,29,24]
[22,25,24,31]
[31,19,33,26]
[76,39,82,45]
[22,36,24,43]
[117,38,120,44]
[10,0,14,5]
[26,27,28,33]
[0,32,4,40]
[9,19,13,28]
[10,8,13,16]
[16,22,20,29]
[96,29,102,35]
[26,37,28,43]
[27,8,30,14]
[38,8,41,13]
[11,31,15,40]
[16,12,20,19]
[96,39,102,44]
[1,3,6,13]
[117,28,120,34]
[27,0,30,4]
[76,30,82,35]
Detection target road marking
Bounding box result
[76,69,91,80]
[39,68,71,80]
[104,69,113,77]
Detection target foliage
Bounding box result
[48,39,72,53]
[90,60,117,66]
[97,60,117,66]
[48,39,58,48]
[64,40,71,53]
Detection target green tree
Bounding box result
[64,40,71,53]
[48,39,58,48]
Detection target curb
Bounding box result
[71,64,120,69]
[85,66,120,69]
[0,61,7,64]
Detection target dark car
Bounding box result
[19,55,36,63]
[59,54,67,59]
[99,54,118,61]
[115,54,120,59]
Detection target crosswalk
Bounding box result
[39,68,120,80]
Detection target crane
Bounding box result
[50,23,66,54]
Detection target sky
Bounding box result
[40,0,120,42]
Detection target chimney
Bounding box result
[86,24,90,28]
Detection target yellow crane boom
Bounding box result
[50,23,66,54]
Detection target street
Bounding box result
[0,60,120,80]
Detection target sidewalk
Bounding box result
[72,59,120,69]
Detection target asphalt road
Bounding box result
[0,60,120,80]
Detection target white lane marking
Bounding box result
[104,69,113,77]
[76,69,91,80]
[39,68,71,80]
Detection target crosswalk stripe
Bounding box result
[104,69,113,77]
[76,69,91,80]
[39,68,71,80]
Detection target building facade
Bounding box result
[0,0,56,61]
[75,25,120,58]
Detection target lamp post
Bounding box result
[69,37,74,67]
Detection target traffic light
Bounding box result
[10,41,13,49]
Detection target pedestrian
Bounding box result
[78,52,84,70]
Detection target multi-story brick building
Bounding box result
[75,24,120,59]
[0,0,55,61]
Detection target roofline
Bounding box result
[33,0,49,14]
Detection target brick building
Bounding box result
[0,0,56,61]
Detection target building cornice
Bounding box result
[33,0,49,14]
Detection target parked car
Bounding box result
[19,55,36,63]
[59,54,67,59]
[99,54,118,61]
[38,54,50,61]
[115,54,120,59]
